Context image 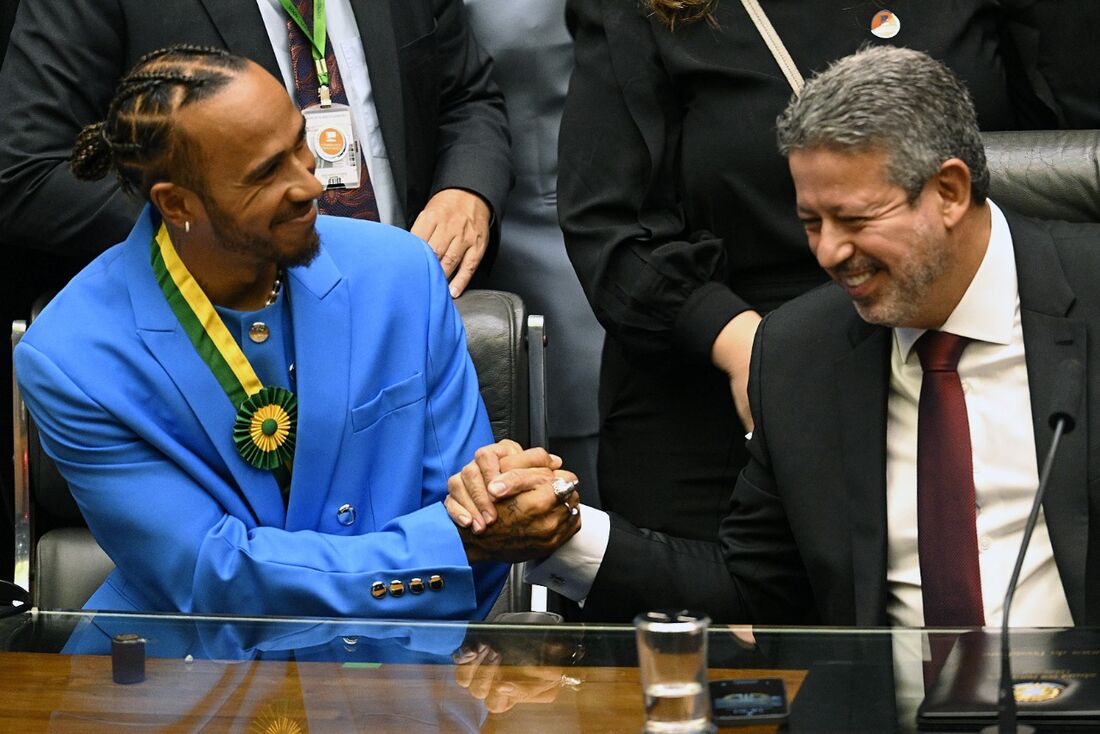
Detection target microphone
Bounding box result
[1046,360,1083,434]
[981,359,1084,734]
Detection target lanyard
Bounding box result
[151,223,297,480]
[279,0,332,100]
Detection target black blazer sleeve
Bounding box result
[557,0,749,364]
[718,313,818,623]
[581,513,748,622]
[0,0,142,256]
[1029,0,1100,128]
[420,0,511,258]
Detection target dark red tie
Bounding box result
[915,331,984,627]
[286,0,379,221]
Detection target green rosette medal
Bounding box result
[233,387,297,470]
[151,223,296,479]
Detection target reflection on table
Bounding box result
[5,610,1070,732]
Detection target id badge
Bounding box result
[303,104,361,190]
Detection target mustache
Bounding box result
[830,255,882,275]
[273,201,315,225]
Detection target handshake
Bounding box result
[447,439,582,564]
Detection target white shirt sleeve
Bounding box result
[523,505,611,602]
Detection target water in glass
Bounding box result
[643,680,708,733]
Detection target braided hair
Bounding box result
[644,0,718,29]
[71,44,248,198]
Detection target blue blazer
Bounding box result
[15,207,507,619]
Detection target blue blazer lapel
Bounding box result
[123,210,286,528]
[283,245,349,531]
[1009,211,1088,623]
[835,319,893,626]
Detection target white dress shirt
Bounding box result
[885,200,1072,628]
[256,0,403,225]
[532,201,1075,629]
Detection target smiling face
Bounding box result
[179,62,325,269]
[788,146,969,330]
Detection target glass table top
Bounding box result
[0,610,1091,732]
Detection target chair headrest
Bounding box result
[983,130,1100,223]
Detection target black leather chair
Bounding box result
[11,294,110,611]
[455,290,547,450]
[983,130,1100,222]
[11,289,546,613]
[456,291,548,617]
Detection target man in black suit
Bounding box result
[449,46,1100,627]
[0,0,509,287]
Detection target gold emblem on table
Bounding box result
[249,702,306,734]
[1013,680,1066,704]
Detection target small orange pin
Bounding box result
[871,10,901,39]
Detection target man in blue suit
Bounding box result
[14,46,579,619]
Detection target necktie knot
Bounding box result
[915,330,969,373]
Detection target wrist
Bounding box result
[711,310,761,375]
[457,524,488,565]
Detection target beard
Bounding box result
[841,221,951,328]
[202,194,320,269]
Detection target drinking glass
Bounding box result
[634,610,713,733]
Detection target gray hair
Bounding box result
[775,46,989,204]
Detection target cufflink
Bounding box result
[370,581,386,599]
[388,580,405,597]
[409,577,425,594]
[428,575,444,591]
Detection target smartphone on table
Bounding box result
[709,677,789,727]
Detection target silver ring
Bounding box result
[569,505,580,517]
[559,673,583,689]
[552,478,579,503]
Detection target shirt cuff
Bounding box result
[524,505,610,602]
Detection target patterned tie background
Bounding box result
[287,0,379,221]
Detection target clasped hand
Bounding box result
[448,439,581,564]
[452,628,586,714]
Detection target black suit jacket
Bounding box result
[583,209,1100,626]
[0,0,510,258]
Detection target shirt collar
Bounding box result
[895,199,1016,362]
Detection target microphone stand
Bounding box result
[980,389,1077,734]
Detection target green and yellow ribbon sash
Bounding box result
[151,223,296,478]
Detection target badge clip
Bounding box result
[303,103,361,190]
